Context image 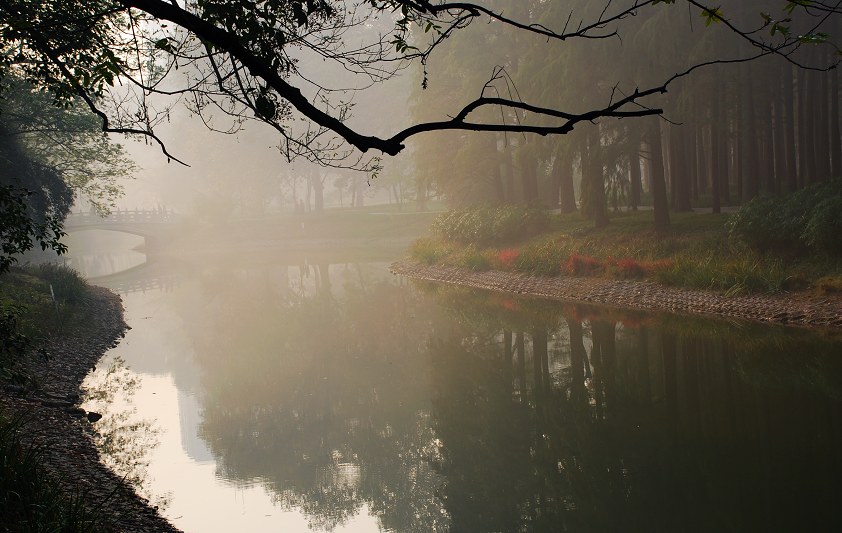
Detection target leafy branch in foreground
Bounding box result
[0,0,837,167]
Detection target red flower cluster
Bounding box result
[496,248,520,269]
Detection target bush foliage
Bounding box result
[430,206,548,246]
[728,180,842,255]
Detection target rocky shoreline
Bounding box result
[390,260,842,329]
[0,285,180,533]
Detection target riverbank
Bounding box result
[391,260,842,329]
[0,282,180,532]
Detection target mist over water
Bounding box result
[72,234,842,532]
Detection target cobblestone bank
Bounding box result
[0,286,180,533]
[391,261,842,329]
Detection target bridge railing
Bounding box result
[65,209,177,225]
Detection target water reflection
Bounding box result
[85,253,842,532]
[83,357,166,509]
[63,230,147,278]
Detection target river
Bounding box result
[67,231,842,532]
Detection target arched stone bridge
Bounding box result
[64,209,180,246]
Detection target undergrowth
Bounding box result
[409,208,842,296]
[0,413,112,532]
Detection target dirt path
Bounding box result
[0,286,180,533]
[391,261,842,329]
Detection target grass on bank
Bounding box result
[1,265,112,532]
[409,206,842,296]
[1,264,93,384]
[0,413,112,532]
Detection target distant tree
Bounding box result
[0,77,135,270]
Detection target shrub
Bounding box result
[431,206,548,246]
[455,246,492,271]
[516,239,565,276]
[728,180,842,254]
[802,196,842,255]
[409,238,451,265]
[564,254,603,276]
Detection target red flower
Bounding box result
[497,248,520,269]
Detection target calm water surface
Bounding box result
[74,237,842,532]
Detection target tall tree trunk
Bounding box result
[629,142,642,211]
[584,127,608,228]
[817,57,831,181]
[678,126,693,211]
[831,65,842,178]
[649,116,671,231]
[772,93,785,194]
[555,145,577,213]
[491,136,505,204]
[710,95,722,213]
[783,65,798,192]
[760,101,775,194]
[503,144,515,204]
[797,68,812,185]
[310,174,324,213]
[693,122,705,201]
[520,151,540,205]
[738,63,759,201]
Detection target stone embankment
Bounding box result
[391,261,842,329]
[0,286,180,533]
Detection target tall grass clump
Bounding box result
[728,180,842,255]
[431,206,548,246]
[0,413,111,532]
[409,238,453,265]
[36,263,89,306]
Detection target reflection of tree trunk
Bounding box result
[592,320,616,416]
[638,328,651,405]
[567,319,587,407]
[662,332,678,425]
[516,332,526,403]
[683,339,701,432]
[532,330,549,395]
[504,330,513,396]
[279,265,290,298]
[353,263,367,295]
[316,262,331,297]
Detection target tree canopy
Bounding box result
[3,0,835,168]
[0,75,136,271]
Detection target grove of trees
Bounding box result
[1,0,840,249]
[411,0,842,230]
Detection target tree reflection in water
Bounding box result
[83,356,167,509]
[177,263,842,532]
